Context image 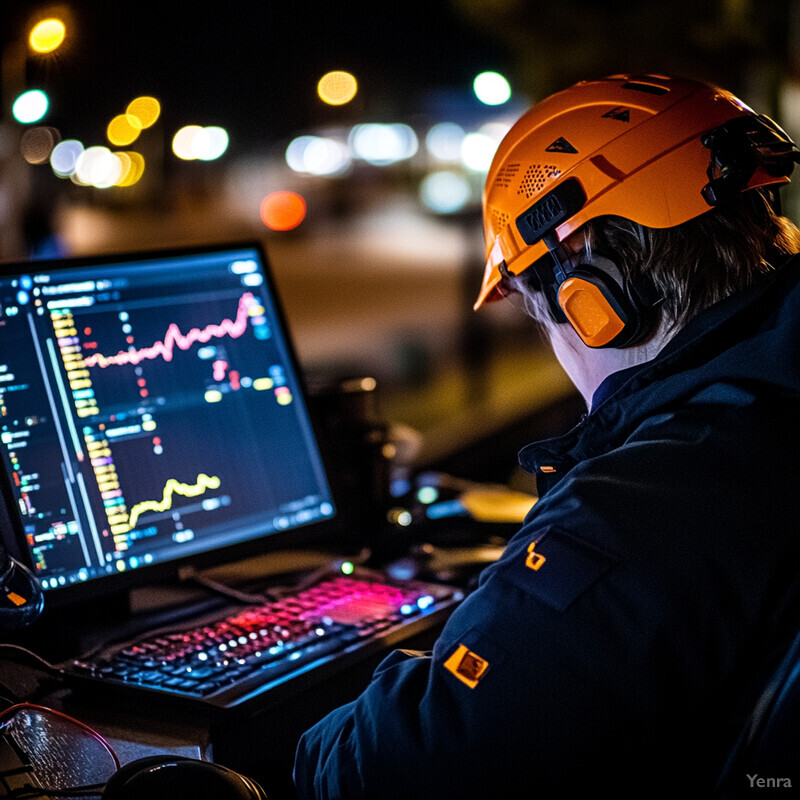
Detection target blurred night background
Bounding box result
[1,0,799,486]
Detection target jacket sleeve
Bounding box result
[292,522,654,800]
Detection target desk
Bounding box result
[52,615,444,799]
[3,546,496,798]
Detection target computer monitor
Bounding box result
[0,242,337,608]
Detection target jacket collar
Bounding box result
[519,258,800,487]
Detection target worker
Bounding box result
[294,74,800,798]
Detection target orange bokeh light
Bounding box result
[260,191,307,231]
[317,71,358,106]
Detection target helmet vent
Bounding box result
[621,81,668,95]
[490,206,510,232]
[517,164,561,198]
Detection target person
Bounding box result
[293,74,800,798]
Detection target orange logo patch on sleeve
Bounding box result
[444,644,490,689]
[525,540,546,571]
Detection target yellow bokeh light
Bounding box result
[126,96,161,129]
[107,114,142,147]
[29,19,66,54]
[115,151,145,187]
[317,71,358,106]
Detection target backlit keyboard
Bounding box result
[64,571,462,713]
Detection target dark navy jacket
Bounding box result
[294,260,800,798]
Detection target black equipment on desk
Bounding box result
[0,543,44,630]
[102,755,268,800]
[0,241,463,714]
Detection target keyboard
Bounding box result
[63,570,463,714]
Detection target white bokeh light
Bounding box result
[12,90,49,124]
[172,125,229,161]
[50,139,84,177]
[461,132,499,172]
[286,135,351,175]
[473,71,512,106]
[425,122,466,162]
[75,146,123,188]
[420,171,472,214]
[349,123,418,165]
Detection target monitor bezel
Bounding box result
[0,240,341,609]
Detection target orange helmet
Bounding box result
[475,73,799,310]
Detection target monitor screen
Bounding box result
[0,242,336,606]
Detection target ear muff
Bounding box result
[557,264,635,348]
[547,250,655,348]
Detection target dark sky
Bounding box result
[0,2,511,156]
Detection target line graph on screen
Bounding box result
[83,293,255,368]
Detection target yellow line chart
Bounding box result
[128,473,221,530]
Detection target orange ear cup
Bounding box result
[557,276,627,348]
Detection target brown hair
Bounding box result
[592,189,800,329]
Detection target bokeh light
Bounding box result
[29,19,66,54]
[194,126,229,160]
[75,146,122,188]
[114,151,145,186]
[317,71,358,106]
[260,191,307,231]
[349,123,418,165]
[460,132,496,171]
[172,126,203,159]
[172,125,229,160]
[21,126,60,164]
[461,124,509,172]
[49,139,144,188]
[50,139,84,178]
[419,171,472,214]
[107,114,142,146]
[126,96,161,128]
[473,71,511,106]
[12,90,49,124]
[285,135,351,175]
[425,122,466,162]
